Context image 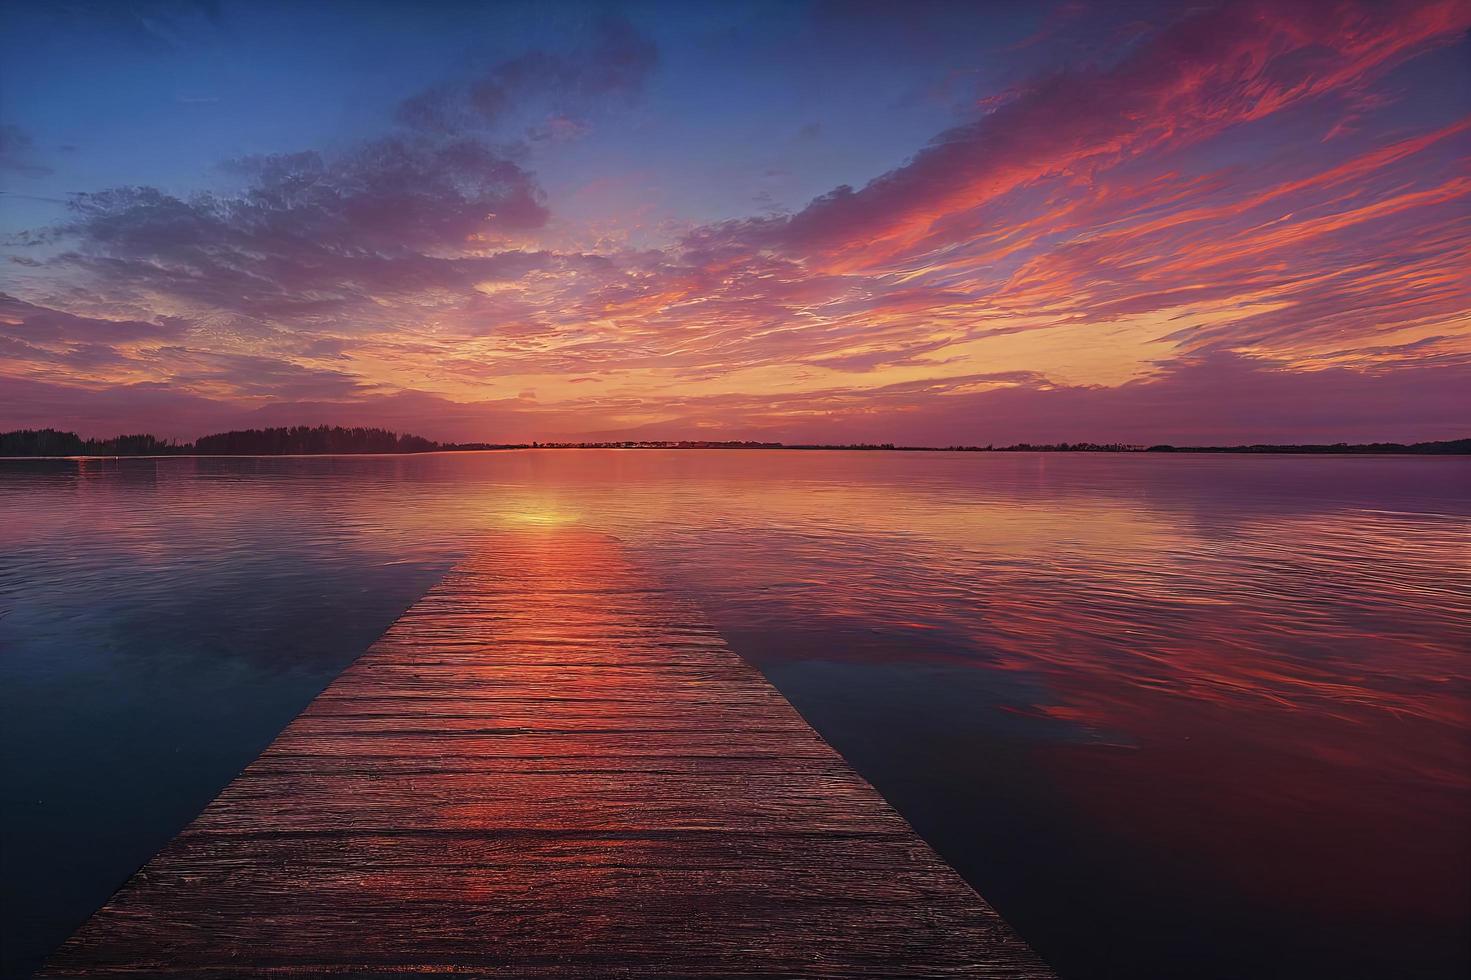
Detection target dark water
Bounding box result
[1,451,1467,979]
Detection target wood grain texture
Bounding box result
[41,529,1054,978]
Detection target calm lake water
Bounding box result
[2,451,1467,978]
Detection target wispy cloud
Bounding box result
[396,13,657,139]
[0,125,53,177]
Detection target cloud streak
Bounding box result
[396,14,657,138]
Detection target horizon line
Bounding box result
[2,426,1468,457]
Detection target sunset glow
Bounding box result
[2,0,1468,443]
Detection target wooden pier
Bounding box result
[42,528,1053,978]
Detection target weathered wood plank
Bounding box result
[41,528,1054,978]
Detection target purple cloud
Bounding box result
[0,292,189,343]
[20,136,548,324]
[396,14,657,136]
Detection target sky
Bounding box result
[1,0,1468,445]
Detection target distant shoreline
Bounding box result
[2,426,1467,458]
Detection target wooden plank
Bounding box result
[40,528,1054,978]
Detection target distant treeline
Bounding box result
[1143,438,1470,455]
[0,429,181,457]
[1,428,1467,457]
[0,426,438,457]
[951,442,1141,452]
[194,426,438,455]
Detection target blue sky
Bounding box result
[1,1,1055,240]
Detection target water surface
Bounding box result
[2,451,1467,978]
